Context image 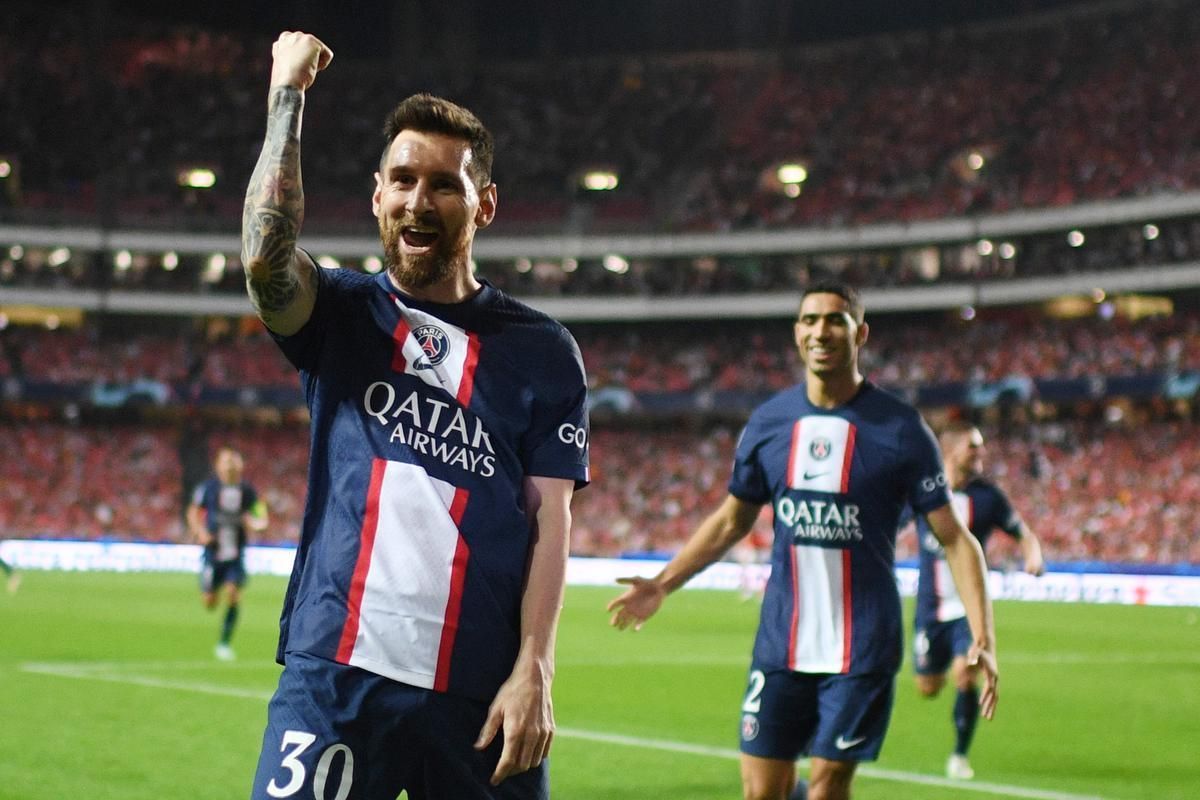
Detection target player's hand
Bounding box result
[1024,556,1046,577]
[270,31,333,91]
[474,660,554,785]
[967,643,999,720]
[606,576,667,630]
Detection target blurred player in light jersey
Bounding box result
[241,32,589,800]
[609,282,998,800]
[912,422,1044,780]
[187,446,268,661]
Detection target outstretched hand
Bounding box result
[967,643,999,720]
[606,576,667,631]
[270,31,333,91]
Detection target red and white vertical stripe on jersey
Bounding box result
[336,458,471,691]
[389,297,482,403]
[787,544,854,674]
[934,491,973,622]
[785,416,857,494]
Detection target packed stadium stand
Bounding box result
[1,0,1197,570]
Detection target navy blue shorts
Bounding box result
[912,617,973,676]
[738,663,895,763]
[200,558,245,593]
[250,651,548,800]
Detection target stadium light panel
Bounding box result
[317,255,340,269]
[967,152,985,170]
[514,257,532,274]
[177,167,217,189]
[976,239,994,256]
[1067,230,1085,247]
[8,245,23,260]
[960,305,976,320]
[776,163,808,184]
[48,247,71,267]
[562,258,578,273]
[581,171,619,191]
[783,183,802,198]
[998,242,1016,259]
[162,251,179,271]
[1143,224,1160,240]
[0,160,10,178]
[364,255,383,274]
[603,254,629,274]
[114,250,133,271]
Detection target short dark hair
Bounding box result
[938,419,979,441]
[799,280,865,323]
[380,94,494,189]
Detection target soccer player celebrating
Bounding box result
[187,446,267,661]
[608,282,998,800]
[241,32,589,800]
[913,422,1044,780]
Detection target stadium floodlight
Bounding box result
[783,183,802,198]
[48,247,71,267]
[998,242,1017,259]
[202,253,226,283]
[1143,224,1160,241]
[0,160,10,179]
[364,255,383,274]
[114,250,133,271]
[776,163,808,184]
[1092,288,1106,303]
[8,245,23,260]
[317,255,340,269]
[960,305,976,321]
[967,152,985,171]
[45,314,61,330]
[1067,230,1085,247]
[162,251,179,271]
[514,257,532,274]
[177,167,217,189]
[603,254,629,274]
[581,170,619,191]
[976,239,994,256]
[562,257,578,273]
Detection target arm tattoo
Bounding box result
[242,86,306,322]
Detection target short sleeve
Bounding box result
[903,414,951,514]
[728,420,770,505]
[522,330,590,487]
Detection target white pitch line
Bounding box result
[22,661,1111,800]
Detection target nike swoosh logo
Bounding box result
[835,735,867,750]
[803,471,830,480]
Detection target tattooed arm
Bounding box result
[242,32,333,335]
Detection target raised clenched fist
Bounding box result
[270,31,333,91]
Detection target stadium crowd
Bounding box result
[1,417,1197,566]
[3,306,1197,393]
[2,0,1200,235]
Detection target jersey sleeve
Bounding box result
[189,482,207,507]
[728,418,770,505]
[269,260,338,373]
[903,413,952,514]
[522,329,590,487]
[241,484,259,513]
[992,486,1024,537]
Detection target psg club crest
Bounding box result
[741,713,760,741]
[809,437,833,460]
[413,325,451,367]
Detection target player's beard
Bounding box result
[379,216,467,290]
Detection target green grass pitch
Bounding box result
[1,571,1196,799]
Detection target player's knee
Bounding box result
[915,675,943,697]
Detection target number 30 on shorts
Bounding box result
[267,730,355,800]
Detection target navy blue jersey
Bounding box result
[272,268,589,703]
[730,382,949,676]
[914,477,1022,627]
[191,478,258,563]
